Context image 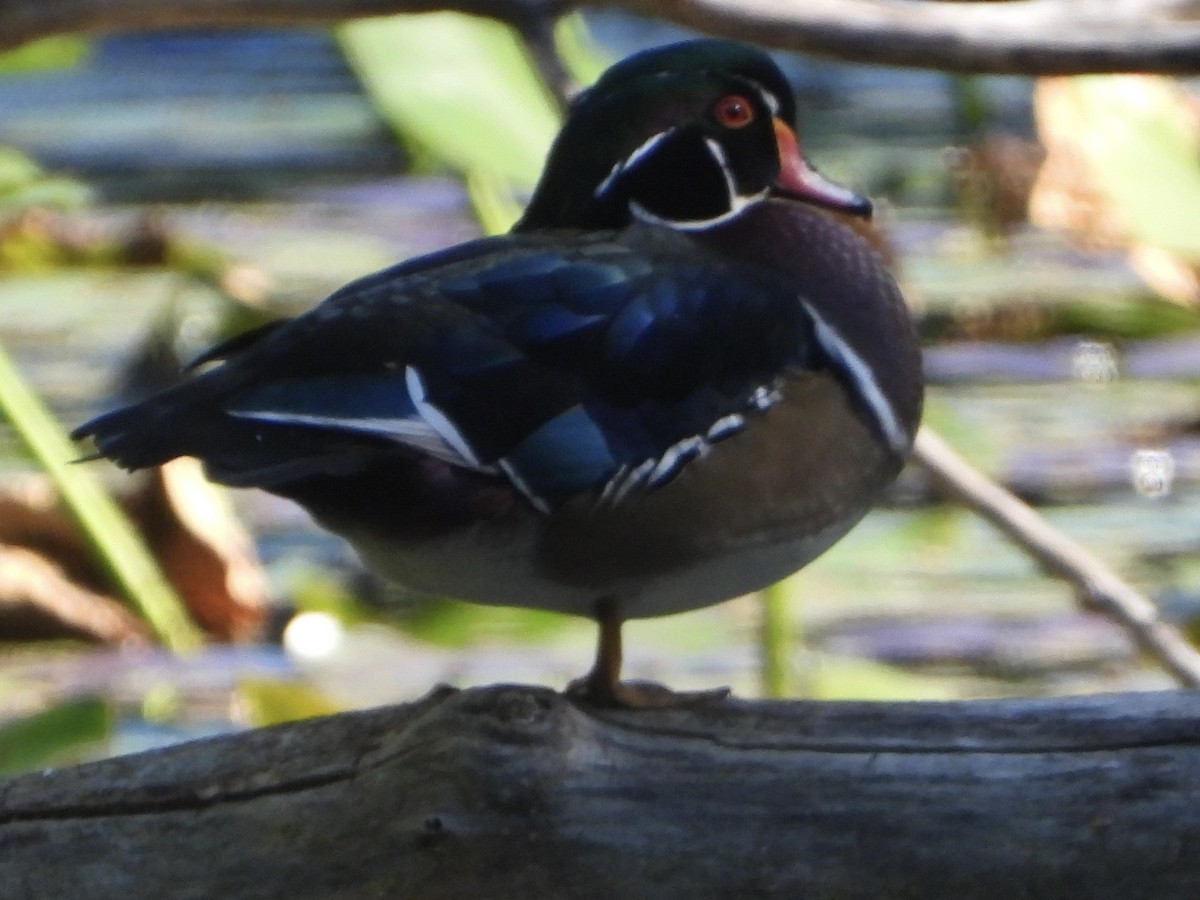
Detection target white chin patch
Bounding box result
[599,128,767,231]
[628,137,766,232]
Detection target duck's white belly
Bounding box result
[339,504,869,619]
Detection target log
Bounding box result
[3,684,1200,898]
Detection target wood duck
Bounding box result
[74,40,923,707]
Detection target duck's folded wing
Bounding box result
[74,234,810,511]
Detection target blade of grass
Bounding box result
[759,581,793,698]
[553,13,611,88]
[0,696,112,776]
[0,341,202,652]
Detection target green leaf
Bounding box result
[0,36,88,74]
[338,13,562,233]
[553,13,612,87]
[0,697,112,776]
[338,13,616,239]
[1068,76,1200,260]
[0,341,203,652]
[0,146,92,213]
[759,582,793,698]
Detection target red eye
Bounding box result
[713,94,755,129]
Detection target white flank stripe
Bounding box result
[750,384,782,411]
[649,435,707,485]
[705,413,745,442]
[803,303,909,453]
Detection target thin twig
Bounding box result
[513,13,578,111]
[914,426,1200,688]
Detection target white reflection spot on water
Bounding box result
[283,611,345,662]
[1071,340,1119,384]
[1129,448,1175,499]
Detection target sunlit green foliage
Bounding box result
[0,697,111,775]
[0,35,88,74]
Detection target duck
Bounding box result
[73,39,924,707]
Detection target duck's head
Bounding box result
[516,39,871,232]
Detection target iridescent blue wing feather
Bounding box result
[73,228,813,511]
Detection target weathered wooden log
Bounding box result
[2,685,1200,898]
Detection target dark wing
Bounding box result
[74,228,812,512]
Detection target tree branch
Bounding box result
[914,427,1200,688]
[4,684,1200,898]
[618,0,1200,75]
[3,0,1200,74]
[0,0,572,51]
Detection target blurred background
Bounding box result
[1,10,1198,774]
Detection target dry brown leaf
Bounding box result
[0,544,150,645]
[0,465,268,645]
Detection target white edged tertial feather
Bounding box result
[497,459,552,515]
[405,366,486,468]
[226,408,465,465]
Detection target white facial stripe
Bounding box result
[630,201,740,231]
[602,127,768,230]
[629,193,766,232]
[405,366,484,467]
[802,303,909,453]
[594,129,675,199]
[629,136,768,232]
[741,77,781,117]
[705,137,739,204]
[594,160,623,200]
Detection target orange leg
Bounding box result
[567,597,624,706]
[568,598,731,709]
